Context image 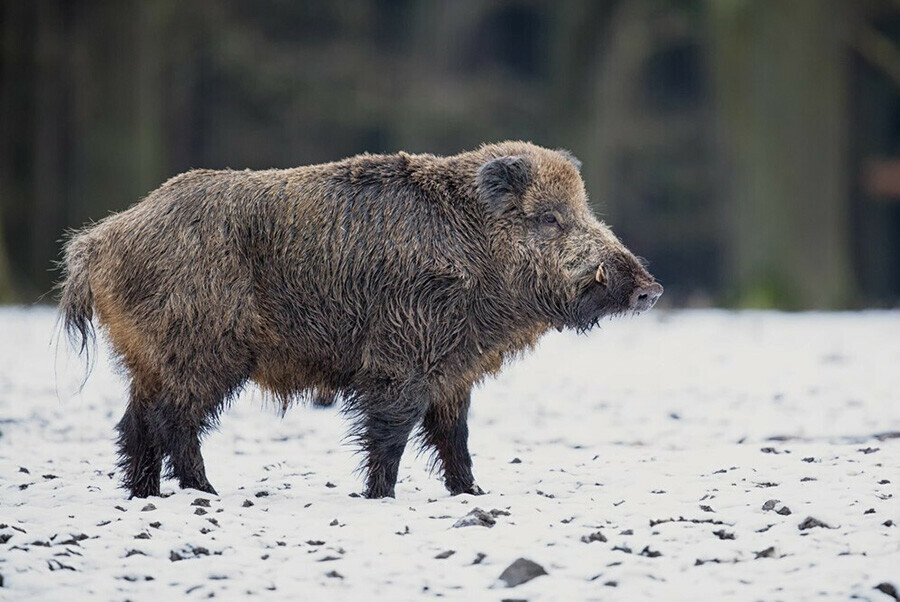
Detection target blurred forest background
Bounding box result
[1,0,900,309]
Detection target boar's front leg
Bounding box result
[357,384,429,499]
[420,388,484,496]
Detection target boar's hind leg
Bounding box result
[420,389,484,496]
[154,388,229,496]
[116,381,163,498]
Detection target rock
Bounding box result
[453,508,496,528]
[713,529,735,540]
[875,582,899,601]
[191,498,210,507]
[798,517,832,530]
[57,533,88,546]
[762,499,779,511]
[776,506,792,516]
[699,505,714,513]
[434,550,455,559]
[497,558,547,587]
[754,546,776,559]
[170,546,210,562]
[472,553,486,565]
[509,457,522,464]
[640,546,662,558]
[47,559,75,571]
[140,504,156,512]
[325,570,343,579]
[580,531,607,544]
[242,499,254,508]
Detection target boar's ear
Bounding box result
[476,155,532,214]
[555,148,582,172]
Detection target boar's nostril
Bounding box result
[629,282,663,311]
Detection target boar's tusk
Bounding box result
[595,262,607,286]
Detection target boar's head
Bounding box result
[476,145,663,332]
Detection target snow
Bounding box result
[1,307,898,601]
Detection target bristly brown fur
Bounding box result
[57,140,661,499]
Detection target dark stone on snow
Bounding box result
[713,529,735,540]
[498,558,547,587]
[453,508,496,528]
[581,531,607,543]
[798,517,833,530]
[762,499,779,511]
[875,582,899,601]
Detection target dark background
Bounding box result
[2,0,899,308]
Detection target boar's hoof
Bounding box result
[363,485,396,499]
[180,479,218,496]
[451,483,486,496]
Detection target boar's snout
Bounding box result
[629,282,663,312]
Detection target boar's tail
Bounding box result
[57,229,97,374]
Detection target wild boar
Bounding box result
[58,141,662,499]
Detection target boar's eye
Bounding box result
[539,212,562,230]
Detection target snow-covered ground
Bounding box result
[1,307,898,601]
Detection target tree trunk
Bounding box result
[709,0,855,308]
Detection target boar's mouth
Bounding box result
[567,280,629,332]
[564,266,662,332]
